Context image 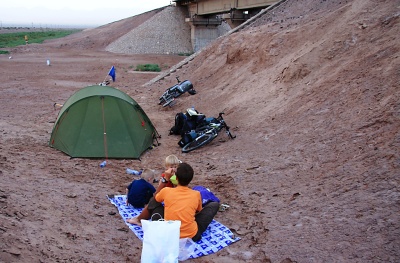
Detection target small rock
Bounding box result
[8,248,21,256]
[280,258,296,263]
[289,192,300,201]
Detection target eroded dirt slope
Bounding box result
[147,0,400,261]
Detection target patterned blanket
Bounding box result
[108,195,240,259]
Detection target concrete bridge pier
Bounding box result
[189,24,220,52]
[185,15,228,52]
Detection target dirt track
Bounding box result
[1,0,399,262]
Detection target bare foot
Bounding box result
[127,217,141,226]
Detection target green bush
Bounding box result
[135,64,161,72]
[0,50,10,54]
[178,52,194,56]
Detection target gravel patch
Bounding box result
[106,5,193,55]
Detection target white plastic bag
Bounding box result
[141,219,181,263]
[178,238,196,261]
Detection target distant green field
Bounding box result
[0,30,81,49]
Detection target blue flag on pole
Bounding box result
[108,66,116,82]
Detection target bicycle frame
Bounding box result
[159,77,196,107]
[181,112,235,153]
[215,113,235,139]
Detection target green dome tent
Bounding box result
[49,85,158,159]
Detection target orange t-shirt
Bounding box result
[155,185,202,238]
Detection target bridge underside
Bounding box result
[174,0,278,51]
[175,0,278,15]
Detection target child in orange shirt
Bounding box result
[152,163,219,241]
[126,155,180,225]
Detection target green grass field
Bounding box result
[0,30,81,51]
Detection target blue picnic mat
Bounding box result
[108,195,240,259]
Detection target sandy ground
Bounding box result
[1,0,399,262]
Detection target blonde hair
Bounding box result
[140,169,156,181]
[165,155,180,167]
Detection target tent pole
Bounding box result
[103,74,109,83]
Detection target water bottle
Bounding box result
[100,161,107,168]
[126,168,142,175]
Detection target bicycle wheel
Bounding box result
[162,98,175,107]
[182,132,216,153]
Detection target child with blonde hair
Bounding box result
[159,154,180,188]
